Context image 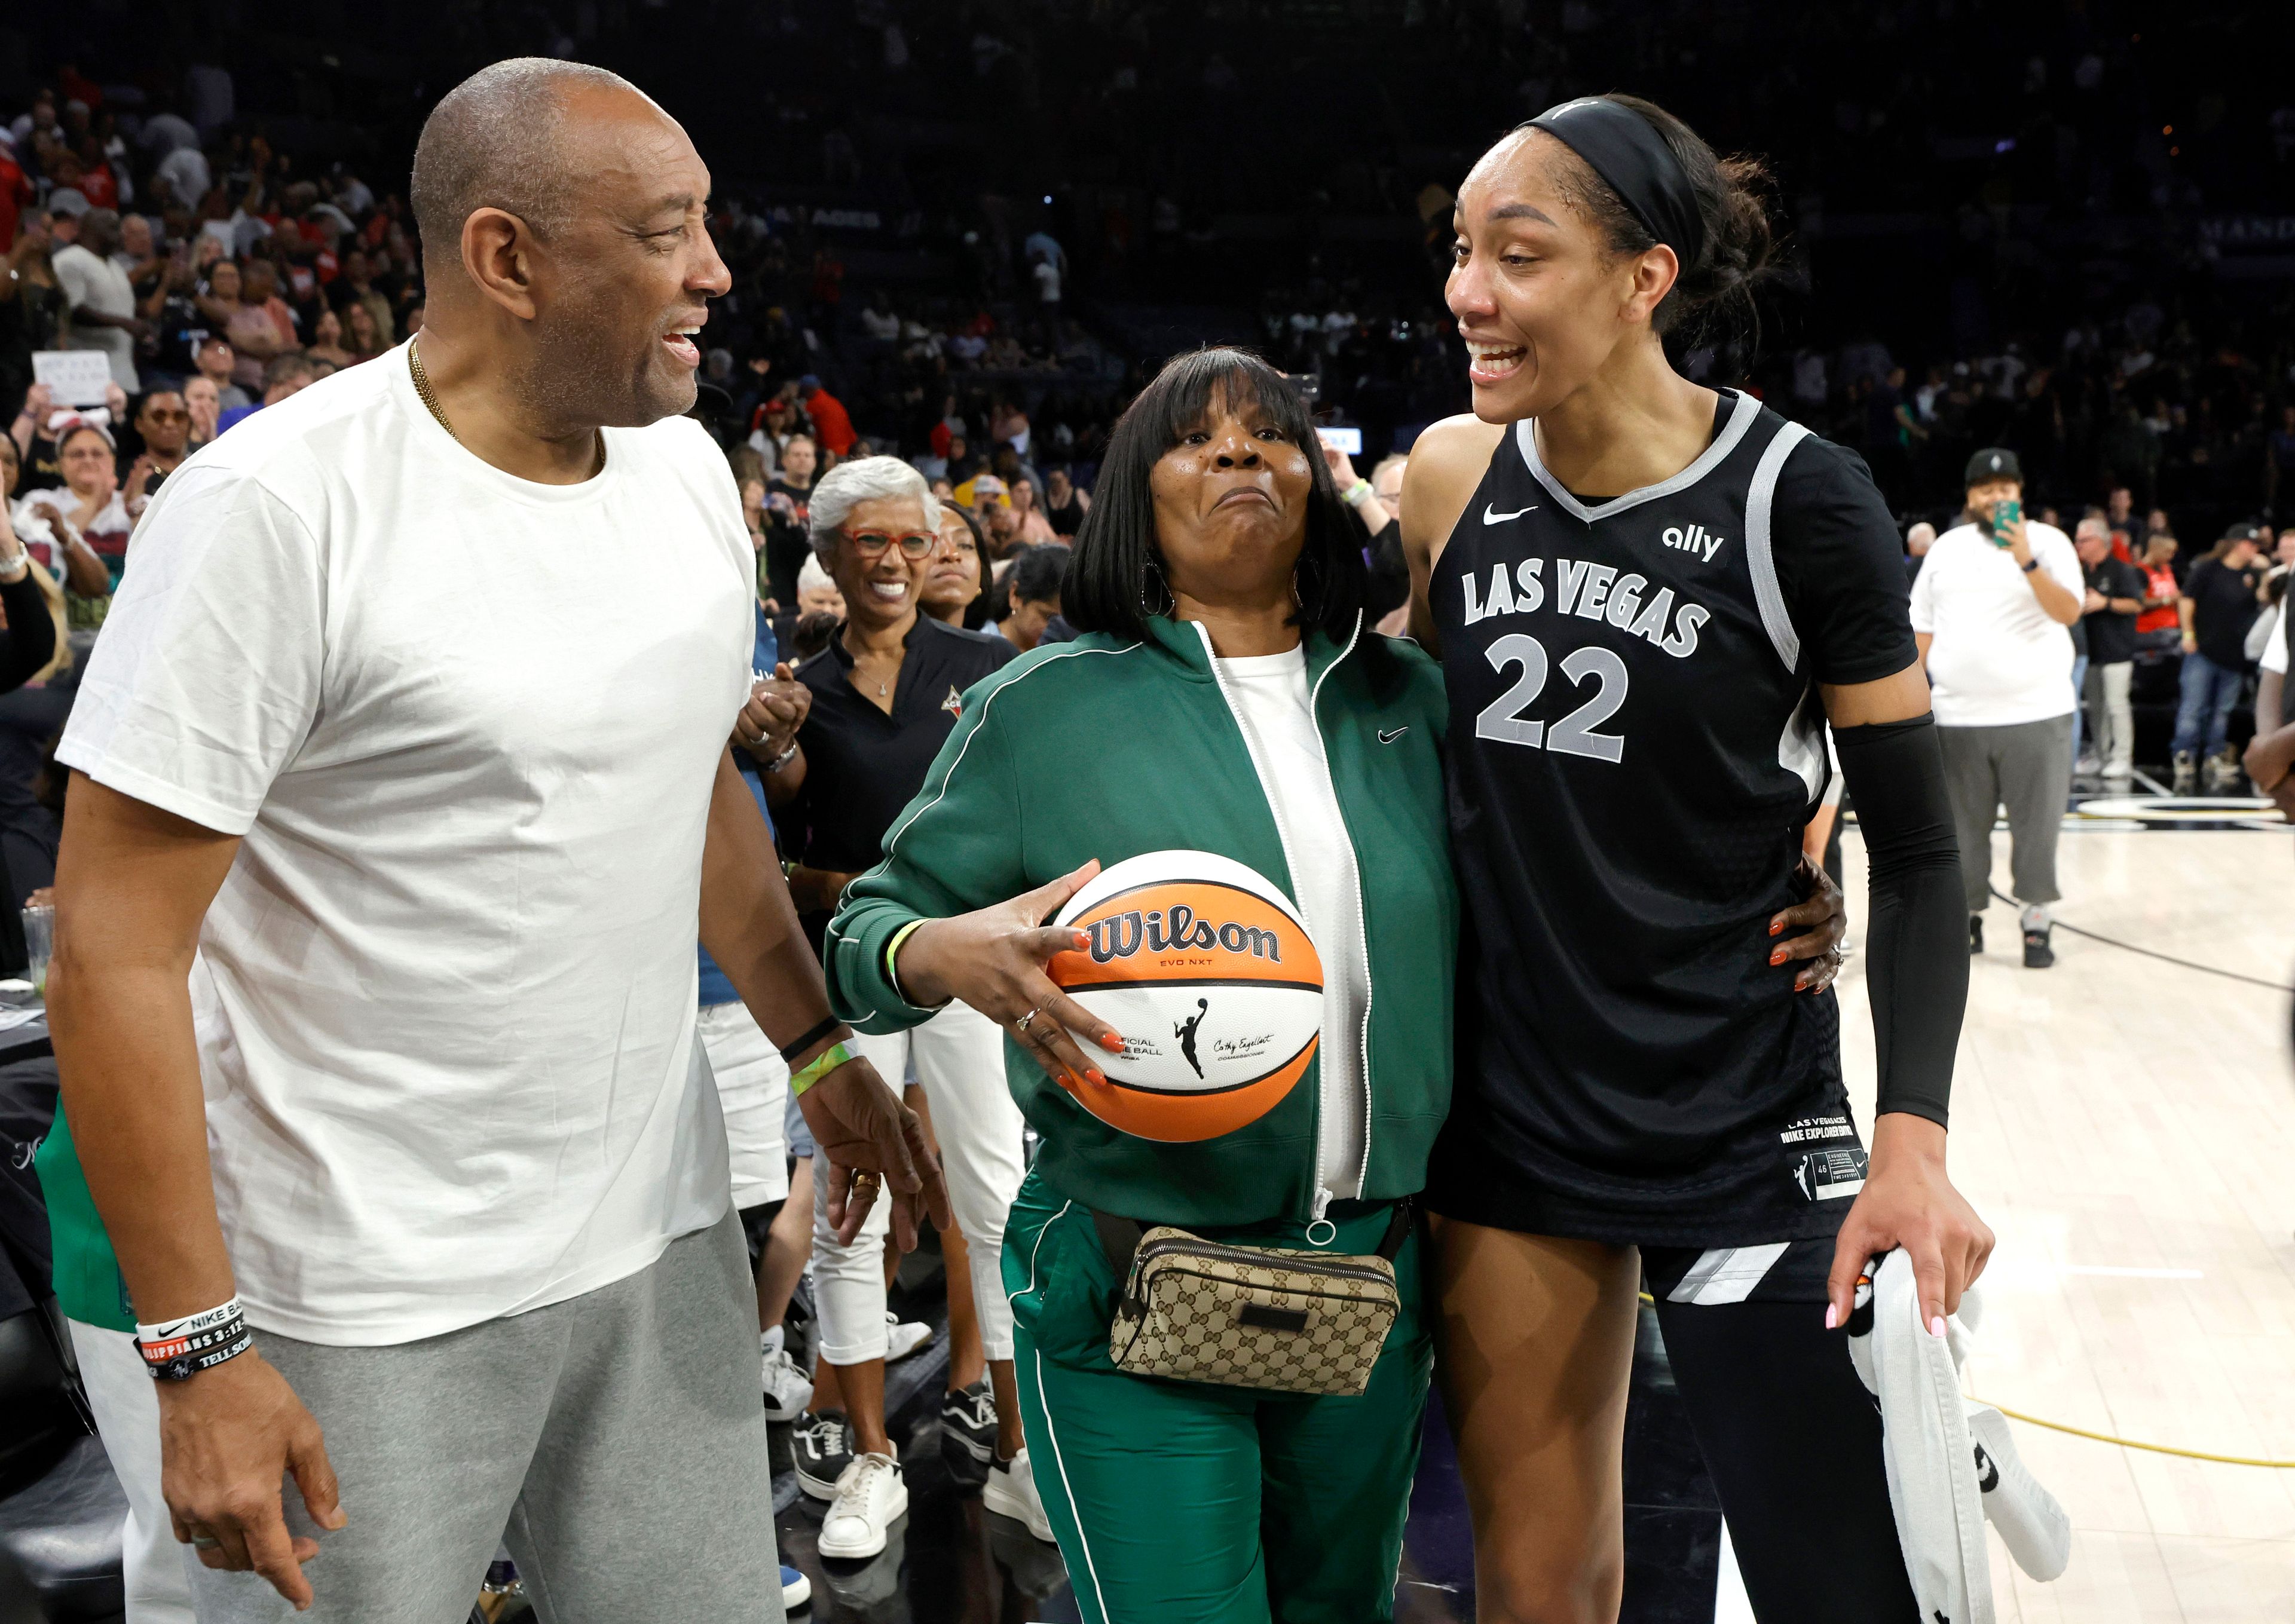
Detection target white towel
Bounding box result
[1846,1249,2070,1623]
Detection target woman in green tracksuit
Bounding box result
[826,349,1842,1624]
[827,350,1450,1624]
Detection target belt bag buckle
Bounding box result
[1108,1227,1400,1396]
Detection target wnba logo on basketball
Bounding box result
[1048,851,1325,1142]
[1085,906,1284,963]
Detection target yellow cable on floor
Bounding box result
[1970,1400,2295,1469]
[1632,1292,2295,1466]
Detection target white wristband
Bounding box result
[136,1297,242,1344]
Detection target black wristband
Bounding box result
[778,1014,844,1067]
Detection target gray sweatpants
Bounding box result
[1938,714,2073,914]
[192,1209,782,1624]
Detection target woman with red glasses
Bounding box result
[757,456,1049,1558]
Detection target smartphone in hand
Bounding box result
[1988,497,2021,546]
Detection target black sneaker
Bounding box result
[2022,922,2054,969]
[794,1411,855,1502]
[940,1378,997,1489]
[1969,915,1984,956]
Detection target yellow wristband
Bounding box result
[790,1041,854,1098]
[884,919,934,1007]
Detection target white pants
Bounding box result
[812,1000,1025,1364]
[2084,659,2134,773]
[697,1000,791,1208]
[68,1320,198,1624]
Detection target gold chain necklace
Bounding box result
[407,338,458,443]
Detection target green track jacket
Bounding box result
[826,611,1456,1227]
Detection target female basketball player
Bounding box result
[1404,96,1989,1621]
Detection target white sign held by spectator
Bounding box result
[32,351,115,408]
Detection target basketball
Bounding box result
[1046,850,1324,1143]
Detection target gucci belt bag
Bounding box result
[1090,1203,1412,1397]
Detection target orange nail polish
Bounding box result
[1770,949,1786,966]
[1100,1032,1125,1053]
[1769,920,1784,936]
[1087,1067,1107,1084]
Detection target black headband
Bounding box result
[1526,97,1705,271]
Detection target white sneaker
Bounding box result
[885,1312,932,1362]
[818,1453,908,1559]
[981,1448,1056,1543]
[781,1563,812,1610]
[762,1344,815,1423]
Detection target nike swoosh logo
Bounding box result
[1483,502,1540,525]
[1378,726,1409,744]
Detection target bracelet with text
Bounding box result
[790,1040,856,1098]
[136,1298,255,1381]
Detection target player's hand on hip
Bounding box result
[157,1351,345,1610]
[800,1051,952,1248]
[1825,1112,1993,1337]
[893,859,1127,1091]
[1770,852,1849,994]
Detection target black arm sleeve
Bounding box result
[1832,713,1964,1129]
[0,569,57,695]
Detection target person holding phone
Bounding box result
[1908,448,2083,966]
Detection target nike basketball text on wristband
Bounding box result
[136,1297,255,1381]
[1525,96,1706,268]
[790,1040,855,1098]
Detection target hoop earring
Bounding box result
[1141,559,1175,618]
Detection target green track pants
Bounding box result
[1002,1172,1433,1624]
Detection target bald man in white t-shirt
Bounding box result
[48,59,945,1621]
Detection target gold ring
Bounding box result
[1015,1007,1040,1033]
[851,1169,883,1195]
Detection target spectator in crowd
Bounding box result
[44,418,133,583]
[2074,517,2144,781]
[342,300,385,362]
[1005,475,1058,545]
[223,259,299,391]
[762,431,819,606]
[986,543,1065,652]
[1903,520,1936,586]
[920,500,986,629]
[1911,449,2083,968]
[2134,528,2182,656]
[2172,523,2268,793]
[764,458,1036,1556]
[4,433,109,602]
[305,308,356,370]
[182,375,222,446]
[1042,464,1088,535]
[192,335,252,412]
[2244,590,2295,816]
[52,207,145,392]
[1,214,67,410]
[218,351,318,434]
[800,373,855,459]
[124,388,194,507]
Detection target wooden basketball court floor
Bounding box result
[1831,812,2295,1622]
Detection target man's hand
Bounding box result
[1320,440,1360,490]
[2083,587,2106,614]
[1826,1113,1993,1337]
[158,1352,345,1610]
[797,1052,951,1248]
[2182,632,2199,655]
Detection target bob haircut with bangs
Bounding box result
[1064,348,1367,644]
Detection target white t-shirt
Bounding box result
[59,345,757,1345]
[51,243,140,391]
[2262,601,2289,675]
[1908,519,2082,727]
[1216,647,1370,1205]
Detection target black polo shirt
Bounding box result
[788,614,1016,875]
[2082,556,2144,666]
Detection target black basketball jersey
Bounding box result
[1425,390,1917,1246]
